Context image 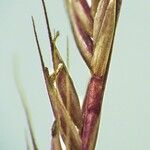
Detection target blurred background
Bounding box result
[0,0,150,149]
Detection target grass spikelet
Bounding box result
[30,0,122,149]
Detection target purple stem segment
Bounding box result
[82,75,105,150]
[75,15,93,54]
[80,0,90,12]
[79,0,93,23]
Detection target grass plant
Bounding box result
[16,0,122,149]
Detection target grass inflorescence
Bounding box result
[19,0,122,149]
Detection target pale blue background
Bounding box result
[0,0,150,149]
